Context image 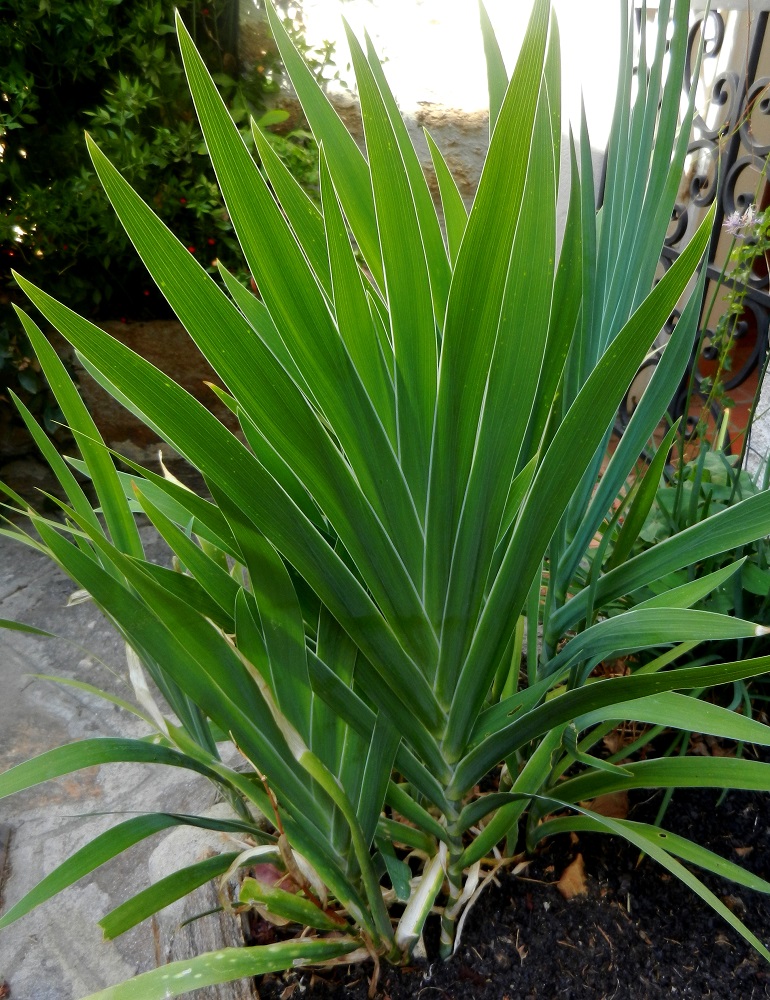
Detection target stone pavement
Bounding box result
[0,522,234,999]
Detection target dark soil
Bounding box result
[256,782,770,999]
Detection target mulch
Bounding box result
[256,781,770,1000]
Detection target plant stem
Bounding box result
[439,806,467,959]
[394,851,444,957]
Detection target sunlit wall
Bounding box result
[296,0,622,146]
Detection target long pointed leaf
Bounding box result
[319,147,396,444]
[264,1,383,287]
[479,1,508,134]
[362,29,451,325]
[100,852,242,939]
[556,488,770,633]
[424,130,468,265]
[0,738,225,801]
[452,654,770,795]
[251,121,331,295]
[81,938,361,1000]
[425,0,551,628]
[445,206,715,757]
[434,49,557,703]
[0,814,249,930]
[347,22,437,514]
[13,309,142,558]
[14,275,444,734]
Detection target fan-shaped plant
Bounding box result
[3,1,770,997]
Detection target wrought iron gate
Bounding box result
[659,7,770,442]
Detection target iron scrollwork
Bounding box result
[652,7,770,453]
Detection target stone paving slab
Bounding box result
[0,524,234,999]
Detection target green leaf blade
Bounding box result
[425,0,551,628]
[445,205,715,757]
[12,308,142,559]
[81,938,361,1000]
[0,814,240,931]
[346,22,437,514]
[99,852,241,939]
[264,2,383,287]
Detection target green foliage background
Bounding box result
[0,0,323,431]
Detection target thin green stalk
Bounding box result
[394,851,444,957]
[438,806,466,959]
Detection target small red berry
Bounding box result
[120,317,127,323]
[143,289,150,296]
[62,244,68,250]
[179,197,187,204]
[207,237,216,245]
[202,7,209,15]
[188,246,196,253]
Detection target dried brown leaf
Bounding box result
[592,658,631,679]
[589,791,629,819]
[602,730,624,755]
[690,735,736,758]
[705,735,736,758]
[556,854,587,900]
[722,894,747,917]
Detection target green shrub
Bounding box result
[3,2,770,997]
[0,0,324,429]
